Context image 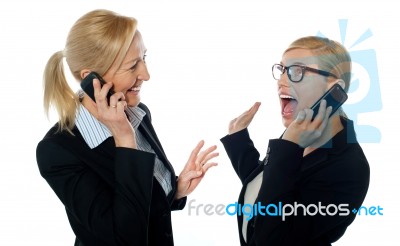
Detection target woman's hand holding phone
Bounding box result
[92,79,137,149]
[282,100,332,148]
[282,84,347,148]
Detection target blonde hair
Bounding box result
[284,36,352,117]
[43,9,137,133]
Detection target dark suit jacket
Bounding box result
[221,117,370,246]
[36,103,186,246]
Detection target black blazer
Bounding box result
[36,103,186,246]
[221,117,370,246]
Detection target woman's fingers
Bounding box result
[242,102,261,124]
[116,100,128,114]
[93,79,127,111]
[201,162,218,173]
[229,102,261,134]
[295,100,327,127]
[195,145,218,169]
[319,106,332,132]
[311,99,327,127]
[179,170,203,182]
[93,79,108,111]
[248,101,261,116]
[295,110,306,124]
[176,142,218,198]
[284,99,335,147]
[109,91,126,108]
[188,140,205,169]
[183,140,219,174]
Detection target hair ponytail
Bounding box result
[43,50,79,133]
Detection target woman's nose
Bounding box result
[277,73,290,88]
[138,62,150,81]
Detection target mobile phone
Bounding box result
[310,83,348,120]
[80,71,114,103]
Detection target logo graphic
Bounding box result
[352,205,384,216]
[187,199,383,221]
[317,20,382,143]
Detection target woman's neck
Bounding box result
[303,115,343,156]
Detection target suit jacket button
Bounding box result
[263,154,269,165]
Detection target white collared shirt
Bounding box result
[75,101,172,195]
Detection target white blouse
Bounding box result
[242,171,263,242]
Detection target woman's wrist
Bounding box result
[114,136,137,149]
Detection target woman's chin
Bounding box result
[282,116,294,128]
[126,96,141,107]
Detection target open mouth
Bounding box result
[128,85,141,92]
[280,94,298,116]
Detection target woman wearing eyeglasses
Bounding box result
[221,36,370,245]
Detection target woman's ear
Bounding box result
[335,79,346,90]
[80,69,91,79]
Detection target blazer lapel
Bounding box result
[138,117,175,175]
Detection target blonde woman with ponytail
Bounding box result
[37,9,218,246]
[221,36,370,245]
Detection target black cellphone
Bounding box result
[310,83,348,120]
[80,71,114,103]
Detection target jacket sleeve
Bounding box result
[171,190,187,211]
[36,139,155,245]
[252,139,370,245]
[220,128,262,183]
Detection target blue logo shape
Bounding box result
[317,20,382,143]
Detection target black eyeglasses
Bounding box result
[272,63,338,83]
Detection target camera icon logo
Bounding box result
[318,19,382,143]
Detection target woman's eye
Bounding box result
[129,55,146,71]
[292,67,302,76]
[130,63,137,70]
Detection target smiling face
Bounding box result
[278,48,336,128]
[102,31,150,107]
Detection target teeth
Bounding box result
[280,95,294,99]
[129,86,141,91]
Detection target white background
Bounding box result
[1,0,398,245]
